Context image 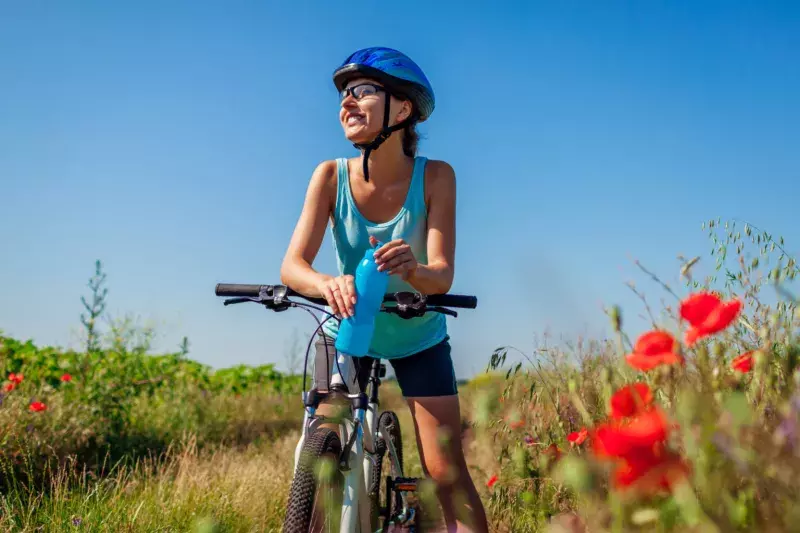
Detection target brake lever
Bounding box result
[224,297,257,306]
[428,306,458,318]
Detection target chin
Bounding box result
[342,125,374,144]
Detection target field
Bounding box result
[1,218,798,532]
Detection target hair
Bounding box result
[401,121,419,157]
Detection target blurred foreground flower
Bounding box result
[731,351,754,373]
[29,401,46,412]
[679,291,743,346]
[592,402,688,493]
[610,383,653,419]
[625,331,682,371]
[568,428,589,446]
[4,383,14,392]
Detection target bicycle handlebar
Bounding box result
[214,283,477,309]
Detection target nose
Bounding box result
[341,94,359,111]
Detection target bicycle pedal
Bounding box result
[391,477,419,492]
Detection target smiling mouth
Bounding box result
[346,114,365,125]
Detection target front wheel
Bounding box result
[282,428,344,533]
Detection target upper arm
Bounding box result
[282,160,337,268]
[424,160,456,272]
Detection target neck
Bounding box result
[358,133,413,185]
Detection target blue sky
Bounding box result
[1,1,798,379]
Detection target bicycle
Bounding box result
[214,283,477,533]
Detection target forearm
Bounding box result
[405,262,453,295]
[280,257,333,298]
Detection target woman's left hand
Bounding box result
[370,236,418,280]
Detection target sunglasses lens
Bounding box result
[340,84,381,102]
[353,84,378,99]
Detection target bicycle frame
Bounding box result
[292,349,410,532]
[213,283,477,532]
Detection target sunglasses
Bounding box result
[339,83,386,102]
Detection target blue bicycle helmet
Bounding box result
[333,47,435,182]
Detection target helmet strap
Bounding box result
[352,91,413,182]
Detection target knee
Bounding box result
[422,450,467,488]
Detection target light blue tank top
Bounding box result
[321,156,447,359]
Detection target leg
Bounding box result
[408,395,488,533]
[391,339,489,533]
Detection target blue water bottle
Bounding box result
[335,242,389,357]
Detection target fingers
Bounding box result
[345,276,356,305]
[321,283,340,317]
[373,238,403,262]
[336,276,356,316]
[331,283,350,318]
[375,241,411,272]
[376,243,408,263]
[381,253,411,273]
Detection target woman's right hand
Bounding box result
[317,275,356,318]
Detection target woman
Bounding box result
[280,46,488,533]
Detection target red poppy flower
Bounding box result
[4,383,14,392]
[731,351,754,373]
[8,373,23,384]
[486,474,498,488]
[679,291,743,346]
[29,402,46,412]
[613,447,689,493]
[625,331,683,371]
[568,428,589,446]
[610,383,653,419]
[592,408,669,459]
[60,373,72,382]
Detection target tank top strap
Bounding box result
[333,157,349,222]
[406,156,428,216]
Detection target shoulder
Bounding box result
[311,159,339,184]
[308,159,339,196]
[422,159,456,201]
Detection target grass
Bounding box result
[0,218,798,531]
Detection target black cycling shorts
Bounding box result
[311,334,458,397]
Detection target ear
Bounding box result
[393,97,413,124]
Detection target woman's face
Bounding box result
[339,77,411,144]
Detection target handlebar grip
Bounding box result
[424,294,478,309]
[215,284,262,297]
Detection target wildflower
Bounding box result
[731,351,754,373]
[612,446,689,492]
[4,383,14,392]
[29,402,46,412]
[591,407,688,493]
[8,373,23,384]
[486,474,498,488]
[625,331,682,371]
[60,373,72,382]
[610,383,653,419]
[568,428,589,446]
[523,435,538,447]
[679,291,743,346]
